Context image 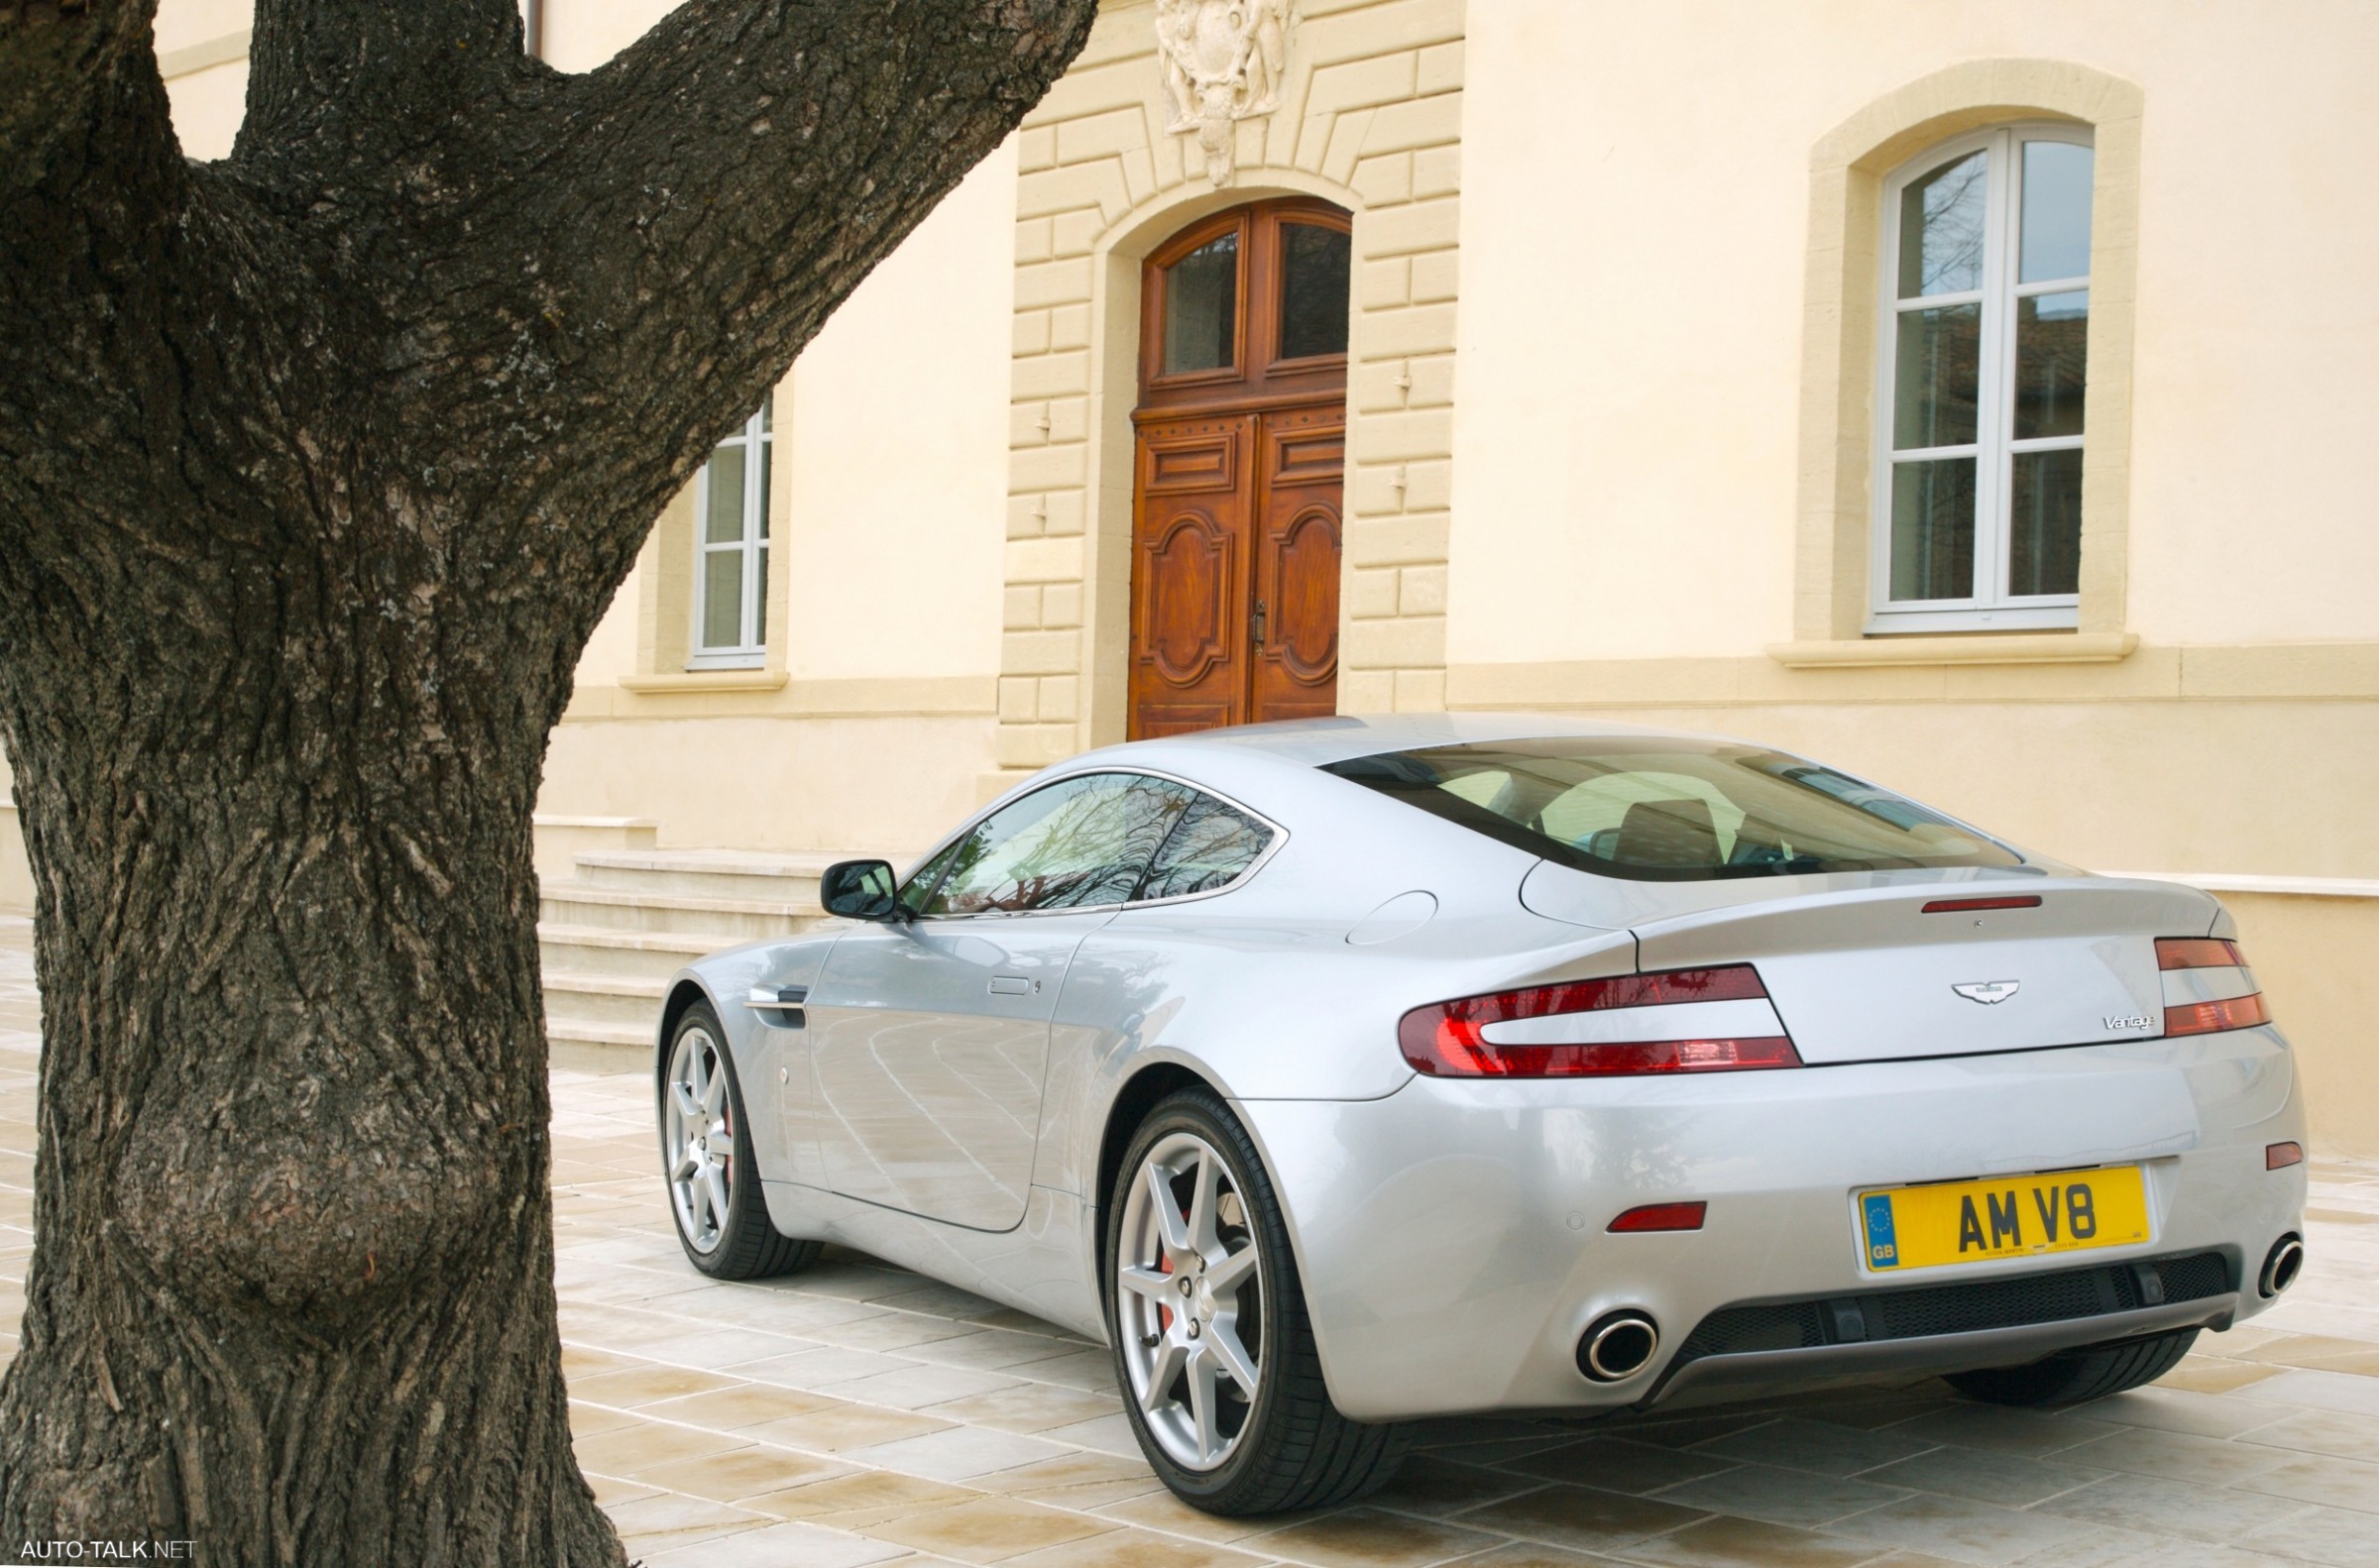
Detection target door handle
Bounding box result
[1252,597,1267,649]
[988,975,1035,996]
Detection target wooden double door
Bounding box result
[1128,199,1348,738]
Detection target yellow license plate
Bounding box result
[1859,1166,2149,1273]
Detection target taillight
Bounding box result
[1399,965,1801,1078]
[2155,938,2272,1037]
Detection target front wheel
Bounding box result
[1944,1326,2200,1406]
[1106,1088,1407,1514]
[659,1003,822,1280]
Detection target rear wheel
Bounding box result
[1944,1326,2200,1406]
[1106,1088,1408,1514]
[659,1003,822,1280]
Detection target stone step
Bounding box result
[539,923,723,980]
[543,971,667,1031]
[574,848,858,903]
[538,880,826,941]
[546,1017,655,1073]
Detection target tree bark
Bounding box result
[0,0,1097,1559]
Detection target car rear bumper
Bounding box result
[1237,1026,2306,1421]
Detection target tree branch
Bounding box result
[488,0,1099,586]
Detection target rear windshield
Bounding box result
[1323,737,2022,881]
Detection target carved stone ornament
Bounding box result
[1156,0,1298,187]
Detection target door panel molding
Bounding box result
[1142,510,1234,687]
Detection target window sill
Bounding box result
[621,670,790,695]
[1766,632,2137,669]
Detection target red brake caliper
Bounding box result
[1157,1252,1174,1332]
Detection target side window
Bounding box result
[920,774,1192,916]
[1136,793,1275,902]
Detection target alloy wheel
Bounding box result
[1116,1131,1265,1471]
[663,1025,736,1254]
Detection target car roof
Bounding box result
[1066,712,1746,773]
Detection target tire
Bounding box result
[1104,1087,1408,1514]
[1943,1326,2201,1407]
[658,1002,823,1280]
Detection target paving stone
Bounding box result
[1510,1437,1738,1495]
[2230,1500,2379,1568]
[1452,1482,1711,1554]
[856,1494,1114,1563]
[2032,1470,2311,1544]
[1368,1455,1550,1518]
[1858,1442,2106,1508]
[1246,1505,1506,1568]
[1825,1491,2123,1567]
[1646,1461,1907,1530]
[1613,1513,1879,1568]
[1689,1415,1936,1478]
[2054,1424,2296,1486]
[642,1519,913,1568]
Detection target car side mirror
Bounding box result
[821,858,901,922]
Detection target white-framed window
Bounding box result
[1872,125,2094,632]
[690,398,772,668]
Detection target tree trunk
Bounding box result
[0,545,610,1556]
[0,0,1099,1558]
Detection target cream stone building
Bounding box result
[11,0,2371,1149]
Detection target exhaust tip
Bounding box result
[2260,1234,2305,1298]
[1578,1311,1660,1382]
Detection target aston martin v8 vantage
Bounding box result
[652,715,2308,1514]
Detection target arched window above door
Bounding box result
[1142,198,1352,409]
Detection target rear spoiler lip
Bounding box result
[1614,872,2222,948]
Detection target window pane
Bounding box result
[1893,303,1982,449]
[1138,794,1274,901]
[704,444,746,544]
[2009,448,2084,597]
[1888,457,1977,602]
[753,542,768,645]
[1162,233,1238,376]
[1323,738,2018,883]
[1898,150,1988,298]
[701,550,744,649]
[2020,141,2094,283]
[2014,289,2089,439]
[754,432,773,539]
[758,394,773,433]
[923,773,1193,915]
[1277,223,1350,361]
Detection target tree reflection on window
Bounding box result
[920,774,1195,915]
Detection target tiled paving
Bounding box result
[1,915,2377,1565]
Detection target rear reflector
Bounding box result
[1921,895,2043,914]
[1609,1202,1707,1233]
[2154,937,2271,1037]
[2267,1142,2305,1171]
[1399,965,1803,1078]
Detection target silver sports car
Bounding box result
[652,715,2308,1514]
